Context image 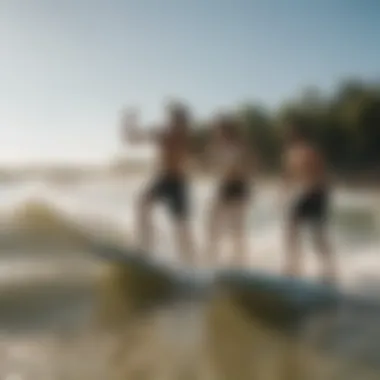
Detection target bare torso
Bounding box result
[213,141,251,181]
[158,130,189,175]
[285,143,326,189]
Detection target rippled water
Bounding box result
[0,176,378,379]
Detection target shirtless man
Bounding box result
[122,102,194,265]
[282,122,336,284]
[205,113,255,266]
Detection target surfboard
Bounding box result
[82,240,380,378]
[89,241,380,333]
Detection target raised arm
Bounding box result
[121,108,160,144]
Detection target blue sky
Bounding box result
[1,0,379,164]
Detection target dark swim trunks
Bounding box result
[148,173,189,219]
[219,179,250,203]
[290,186,329,225]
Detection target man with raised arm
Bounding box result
[122,102,195,265]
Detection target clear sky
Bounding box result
[1,0,379,164]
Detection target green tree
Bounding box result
[189,78,380,179]
[237,104,279,170]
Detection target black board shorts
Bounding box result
[218,178,250,203]
[290,186,329,226]
[148,173,189,220]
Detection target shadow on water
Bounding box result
[2,242,380,379]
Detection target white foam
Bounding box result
[0,177,378,289]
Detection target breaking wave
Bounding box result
[0,178,379,380]
[0,198,130,253]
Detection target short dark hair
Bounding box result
[166,100,190,122]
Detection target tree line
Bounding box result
[192,79,380,180]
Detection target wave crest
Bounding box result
[8,199,88,249]
[0,199,129,251]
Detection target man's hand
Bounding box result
[121,108,159,144]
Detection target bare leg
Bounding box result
[136,194,154,253]
[284,221,302,278]
[312,224,337,285]
[174,219,195,266]
[228,202,249,267]
[204,200,224,267]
